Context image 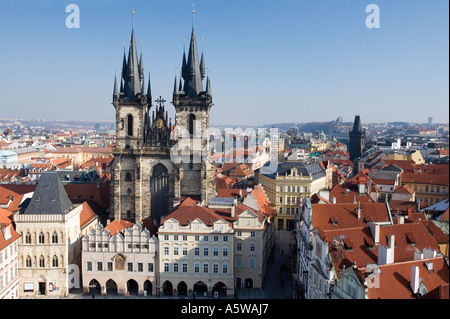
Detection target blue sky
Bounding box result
[0,0,448,126]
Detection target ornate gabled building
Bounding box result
[110,13,216,223]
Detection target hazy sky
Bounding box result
[0,0,448,126]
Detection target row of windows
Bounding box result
[163,235,229,242]
[278,186,308,193]
[279,196,301,204]
[0,264,17,290]
[0,243,18,264]
[278,207,299,215]
[86,261,154,273]
[24,255,60,268]
[163,246,231,257]
[162,232,255,240]
[23,232,59,244]
[411,184,447,194]
[88,243,151,250]
[163,262,229,274]
[417,196,445,205]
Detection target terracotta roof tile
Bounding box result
[364,257,449,299]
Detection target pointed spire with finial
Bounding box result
[146,72,152,100]
[123,9,141,97]
[138,43,144,81]
[182,3,203,97]
[113,69,119,99]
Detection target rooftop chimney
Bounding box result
[414,250,424,260]
[369,222,380,244]
[388,234,395,263]
[410,265,420,294]
[423,248,437,259]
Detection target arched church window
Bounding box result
[52,232,58,244]
[26,256,32,267]
[25,232,31,244]
[189,114,196,135]
[52,256,58,267]
[39,256,45,268]
[38,232,45,244]
[150,164,169,221]
[127,114,133,136]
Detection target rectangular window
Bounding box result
[173,263,179,273]
[183,246,188,256]
[249,258,255,268]
[182,263,188,273]
[138,263,143,272]
[97,262,103,271]
[236,258,242,268]
[194,247,200,256]
[183,235,188,241]
[203,235,209,242]
[222,263,228,274]
[203,247,209,256]
[203,263,209,274]
[127,262,133,272]
[87,261,92,271]
[107,262,113,271]
[164,262,169,272]
[213,235,219,242]
[213,264,219,274]
[174,235,179,241]
[174,246,179,256]
[164,234,169,241]
[223,247,229,256]
[164,246,169,256]
[194,263,200,273]
[148,263,154,272]
[223,235,228,242]
[213,247,219,256]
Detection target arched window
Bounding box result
[52,256,58,267]
[26,256,32,267]
[52,232,58,244]
[25,232,32,244]
[38,232,45,244]
[127,114,133,136]
[150,164,169,221]
[188,114,196,135]
[39,256,45,268]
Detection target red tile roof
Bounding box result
[79,202,98,229]
[364,257,449,299]
[311,203,390,231]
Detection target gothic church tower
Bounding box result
[172,18,216,205]
[110,11,216,222]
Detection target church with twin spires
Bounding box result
[110,12,216,222]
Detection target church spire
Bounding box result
[181,6,203,97]
[113,71,118,98]
[146,72,152,100]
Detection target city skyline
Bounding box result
[0,0,448,126]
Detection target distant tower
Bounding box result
[428,117,433,126]
[349,115,365,162]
